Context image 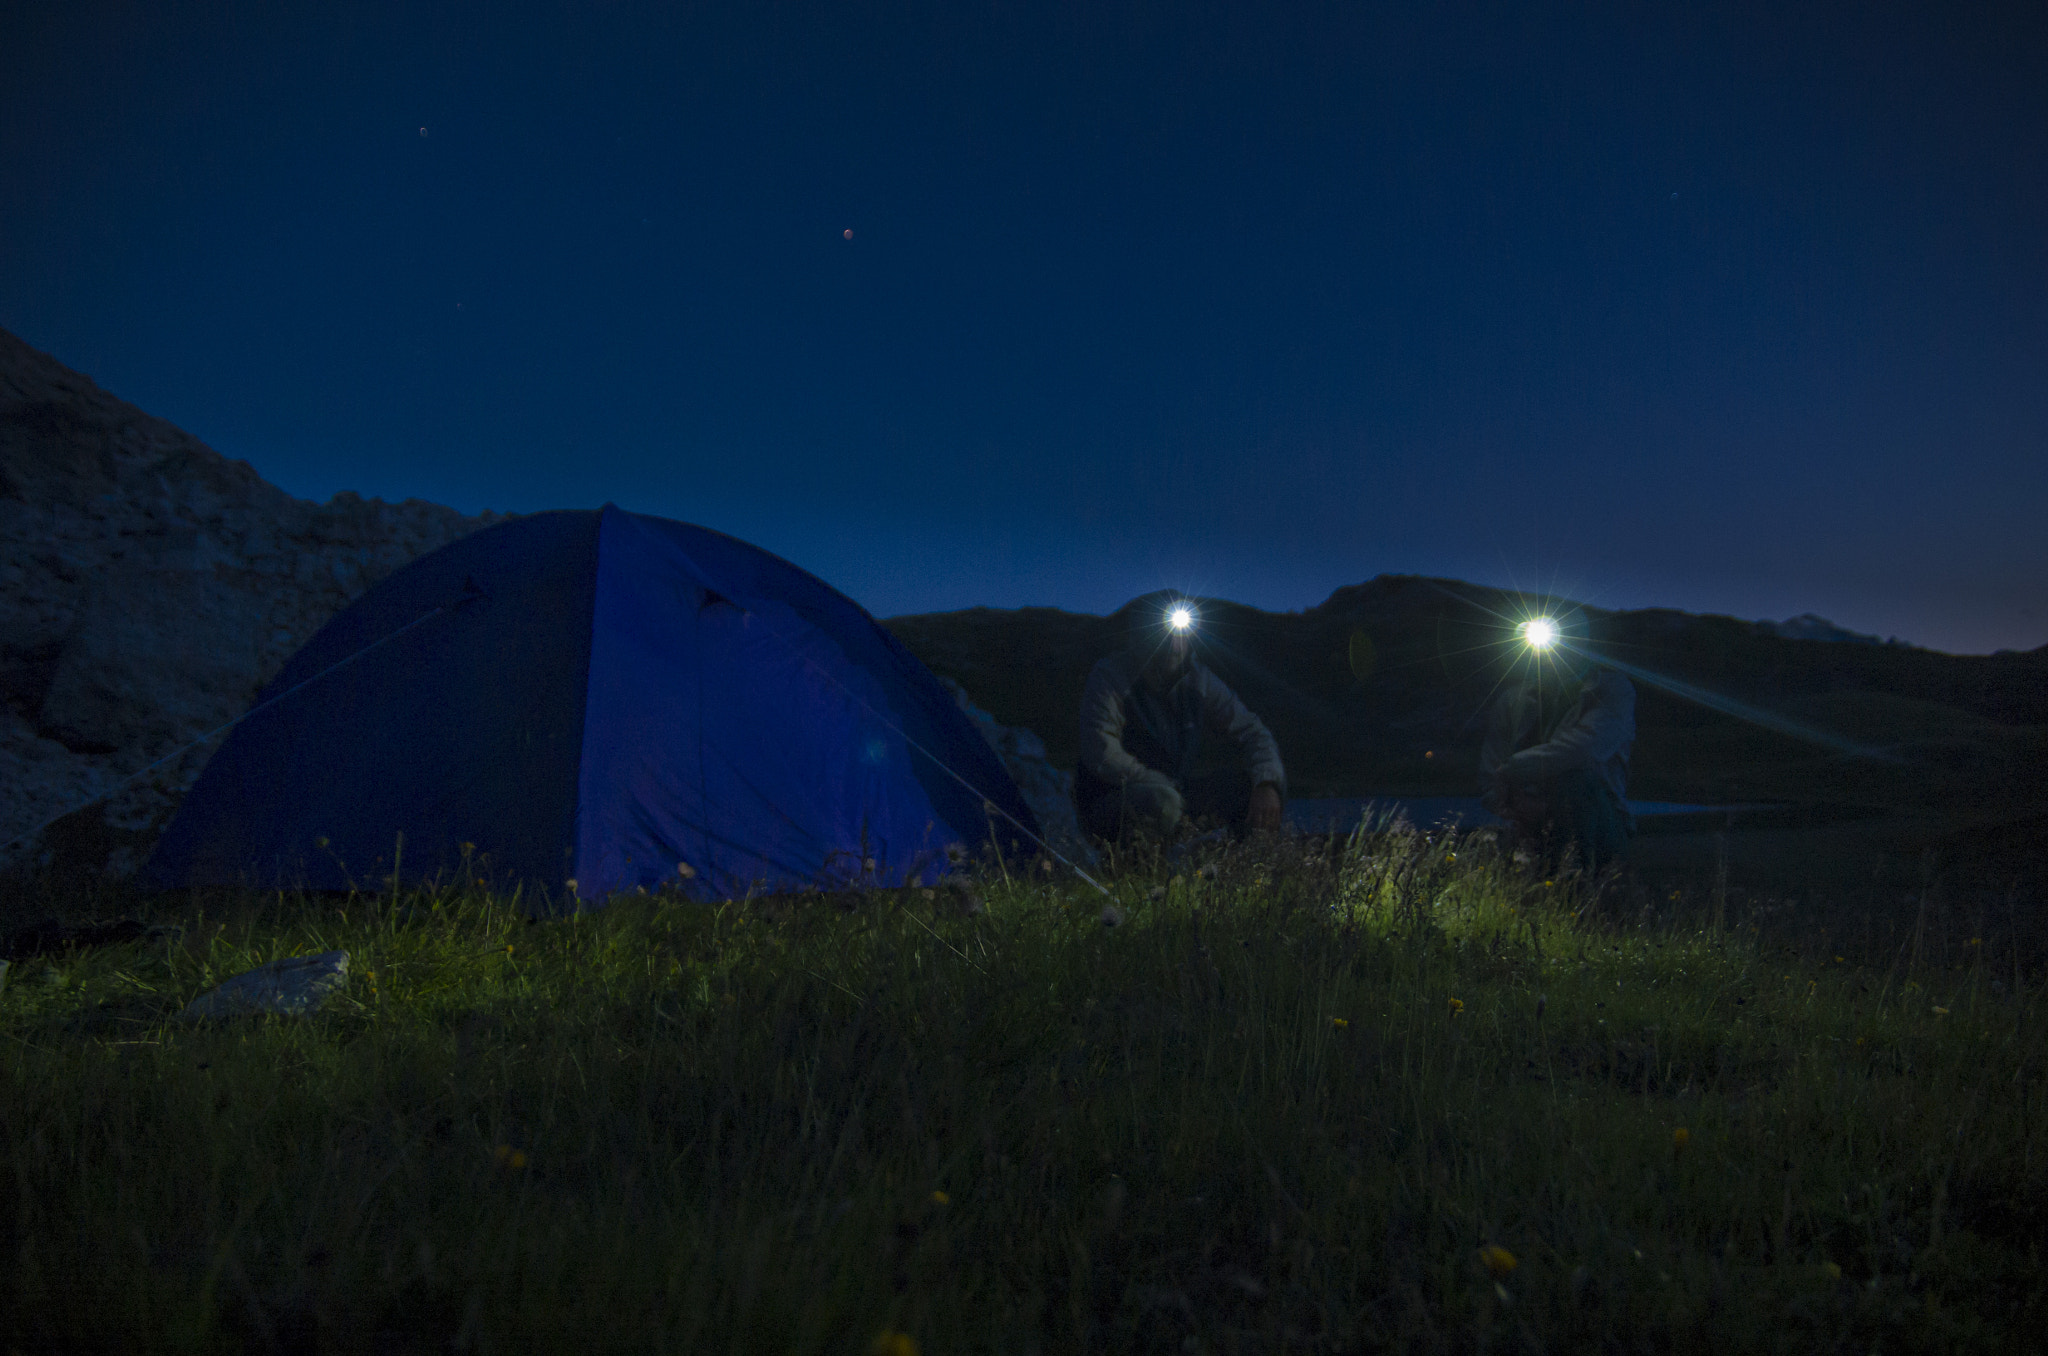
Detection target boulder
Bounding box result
[938,677,1098,869]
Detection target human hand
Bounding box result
[1246,783,1283,832]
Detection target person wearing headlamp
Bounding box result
[1075,594,1287,841]
[1479,607,1637,873]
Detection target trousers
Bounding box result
[1495,766,1634,873]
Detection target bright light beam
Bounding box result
[1168,606,1194,633]
[1552,642,1902,763]
[1520,617,1559,650]
[1425,578,1902,763]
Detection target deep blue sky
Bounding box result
[4,1,2044,652]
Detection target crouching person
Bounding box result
[1075,597,1287,842]
[1479,616,1637,874]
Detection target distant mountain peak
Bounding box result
[1760,614,1897,646]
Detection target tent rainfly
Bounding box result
[143,505,1038,910]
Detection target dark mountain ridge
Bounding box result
[885,582,2048,821]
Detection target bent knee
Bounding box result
[1124,781,1183,836]
[1086,780,1183,839]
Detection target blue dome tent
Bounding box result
[142,506,1038,910]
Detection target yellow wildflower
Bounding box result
[1331,1017,1349,1029]
[1447,998,1464,1014]
[931,1190,949,1205]
[1479,1244,1517,1276]
[1932,1006,1949,1017]
[492,1145,528,1170]
[1672,1127,1689,1151]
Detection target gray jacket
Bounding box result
[1078,651,1287,796]
[1479,669,1636,810]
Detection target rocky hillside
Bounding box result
[0,327,507,880]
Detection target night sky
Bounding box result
[4,2,2044,653]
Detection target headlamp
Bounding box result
[1167,605,1195,634]
[1520,617,1559,651]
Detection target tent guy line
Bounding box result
[0,594,469,861]
[745,609,1113,898]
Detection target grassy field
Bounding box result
[1,828,2042,1354]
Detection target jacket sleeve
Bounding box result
[1078,659,1172,789]
[1497,671,1635,782]
[1194,668,1287,794]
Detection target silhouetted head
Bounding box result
[1515,605,1603,680]
[1119,592,1199,691]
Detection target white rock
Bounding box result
[180,950,349,1019]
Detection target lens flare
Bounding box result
[1520,617,1559,650]
[1168,606,1194,633]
